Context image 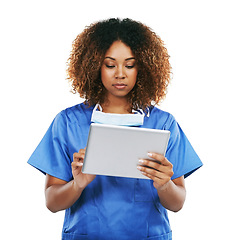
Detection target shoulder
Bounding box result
[148,105,176,130]
[56,102,94,125]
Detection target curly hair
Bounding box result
[67,18,171,110]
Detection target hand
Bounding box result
[72,148,96,190]
[137,152,174,190]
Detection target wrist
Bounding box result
[156,180,172,192]
[72,179,85,193]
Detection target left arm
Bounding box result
[137,152,186,212]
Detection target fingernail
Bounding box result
[148,152,153,157]
[138,159,144,164]
[137,166,142,170]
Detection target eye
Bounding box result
[106,65,115,69]
[125,65,134,69]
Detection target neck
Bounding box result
[101,96,132,114]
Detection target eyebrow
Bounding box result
[105,56,135,61]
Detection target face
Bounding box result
[101,41,138,101]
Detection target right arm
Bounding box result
[45,148,96,213]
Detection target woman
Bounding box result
[28,18,202,239]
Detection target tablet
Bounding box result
[82,123,170,179]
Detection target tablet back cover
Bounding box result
[82,123,170,179]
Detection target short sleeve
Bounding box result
[165,116,203,179]
[27,111,72,182]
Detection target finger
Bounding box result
[79,148,86,154]
[147,152,164,162]
[73,149,86,162]
[79,148,86,160]
[73,153,84,163]
[71,161,83,169]
[141,171,165,183]
[138,160,174,178]
[138,165,171,188]
[73,152,81,162]
[148,153,172,167]
[139,159,164,172]
[137,165,164,180]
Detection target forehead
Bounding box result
[105,41,134,59]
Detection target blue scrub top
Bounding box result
[28,103,202,240]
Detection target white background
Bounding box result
[1,0,239,239]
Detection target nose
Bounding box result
[115,66,126,79]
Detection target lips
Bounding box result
[112,83,127,89]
